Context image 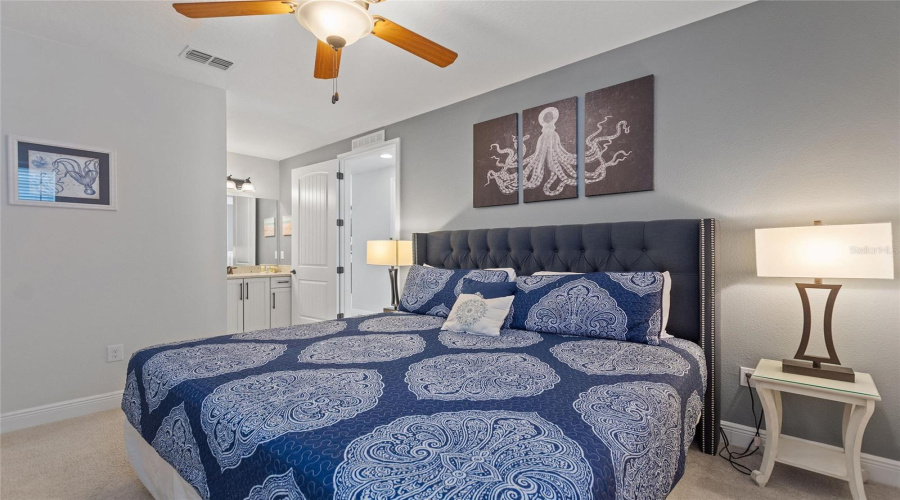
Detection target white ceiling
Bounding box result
[1,1,748,160]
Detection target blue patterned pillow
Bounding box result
[510,272,666,345]
[400,266,511,317]
[460,279,517,298]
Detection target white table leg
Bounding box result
[752,387,781,487]
[843,404,870,484]
[844,400,875,500]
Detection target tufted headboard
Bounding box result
[412,218,720,454]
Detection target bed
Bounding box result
[123,219,720,500]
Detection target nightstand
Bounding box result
[750,359,881,500]
[383,307,400,313]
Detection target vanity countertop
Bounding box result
[227,272,292,280]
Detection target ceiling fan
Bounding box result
[173,0,458,103]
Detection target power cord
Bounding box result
[718,372,764,474]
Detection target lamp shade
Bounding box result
[367,240,413,267]
[756,223,894,279]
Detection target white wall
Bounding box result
[227,152,279,200]
[280,2,900,460]
[0,29,227,414]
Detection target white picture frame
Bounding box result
[7,135,117,210]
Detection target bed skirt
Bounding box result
[123,421,202,500]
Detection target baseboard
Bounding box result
[721,420,900,488]
[0,390,123,434]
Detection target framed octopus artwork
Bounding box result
[7,135,117,210]
[473,113,518,208]
[521,97,578,203]
[584,75,654,197]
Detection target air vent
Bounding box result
[351,130,386,150]
[180,46,234,71]
[208,57,234,71]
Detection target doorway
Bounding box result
[341,141,399,316]
[290,139,400,323]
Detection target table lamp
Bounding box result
[755,221,894,382]
[367,239,413,310]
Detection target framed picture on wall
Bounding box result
[522,97,578,202]
[7,136,117,210]
[584,75,654,196]
[282,215,292,236]
[473,113,519,208]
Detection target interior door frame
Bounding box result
[337,138,401,317]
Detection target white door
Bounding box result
[292,159,341,324]
[226,279,244,334]
[243,277,271,332]
[271,287,292,328]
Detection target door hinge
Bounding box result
[336,219,344,227]
[336,313,345,319]
[337,266,345,274]
[336,172,344,180]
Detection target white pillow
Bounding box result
[442,293,514,337]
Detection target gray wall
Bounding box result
[227,152,280,200]
[1,29,227,412]
[279,1,900,460]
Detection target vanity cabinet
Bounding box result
[270,278,292,328]
[227,276,291,334]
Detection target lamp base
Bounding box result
[782,358,855,382]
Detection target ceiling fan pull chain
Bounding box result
[331,48,340,104]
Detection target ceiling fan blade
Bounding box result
[173,1,294,19]
[371,16,457,68]
[314,40,342,79]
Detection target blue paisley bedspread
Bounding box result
[122,312,706,500]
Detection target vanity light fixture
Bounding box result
[379,153,393,159]
[226,175,256,192]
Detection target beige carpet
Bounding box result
[1,409,897,499]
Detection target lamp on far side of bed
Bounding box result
[367,239,413,310]
[755,221,894,382]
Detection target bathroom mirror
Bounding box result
[226,196,283,266]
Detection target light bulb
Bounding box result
[296,0,374,48]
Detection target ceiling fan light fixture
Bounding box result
[296,0,374,49]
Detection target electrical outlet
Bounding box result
[740,367,756,387]
[107,344,124,362]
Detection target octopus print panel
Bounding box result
[522,97,578,202]
[585,75,654,197]
[333,410,594,499]
[473,113,519,208]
